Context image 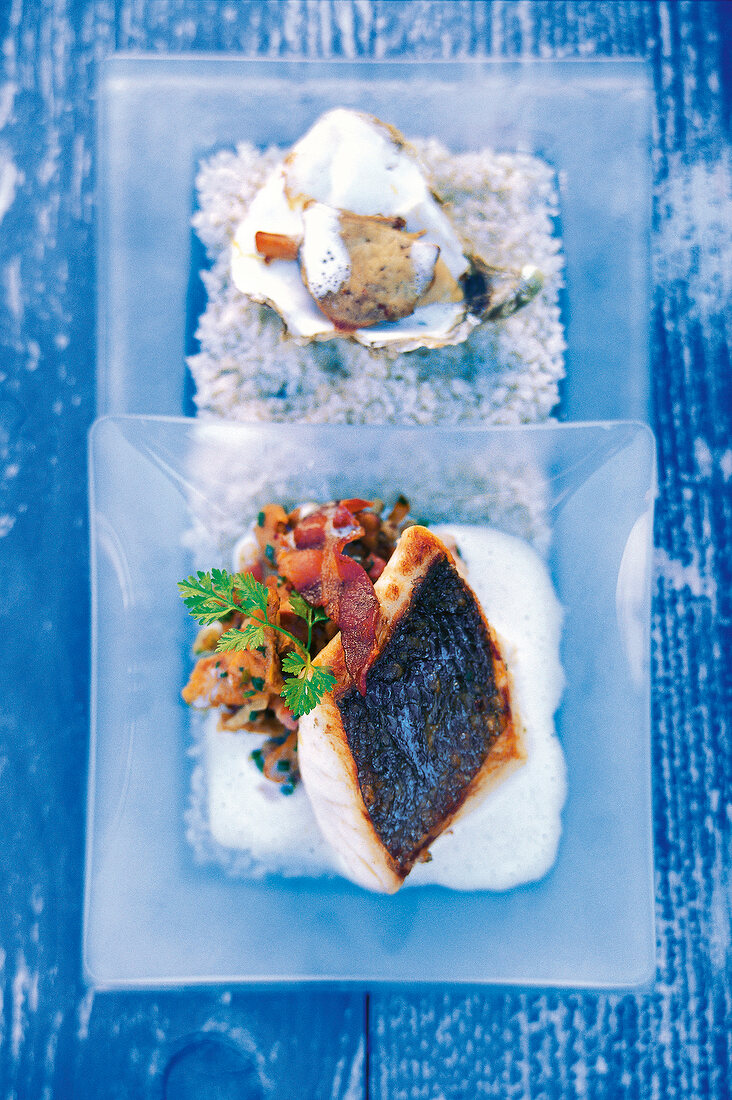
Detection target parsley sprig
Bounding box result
[177,569,336,717]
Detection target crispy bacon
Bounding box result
[276,500,381,693]
[276,548,324,602]
[324,552,381,692]
[290,500,371,551]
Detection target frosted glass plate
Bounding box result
[85,417,656,988]
[96,56,651,421]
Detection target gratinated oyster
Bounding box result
[231,108,542,353]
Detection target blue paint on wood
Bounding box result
[0,2,730,1097]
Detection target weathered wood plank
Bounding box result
[71,990,364,1099]
[0,2,365,1098]
[1,2,730,1098]
[366,2,732,1097]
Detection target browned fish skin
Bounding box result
[335,556,511,875]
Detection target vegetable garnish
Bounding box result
[177,569,336,717]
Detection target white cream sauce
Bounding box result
[300,203,351,300]
[410,239,441,297]
[204,525,566,890]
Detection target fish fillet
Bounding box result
[297,526,526,893]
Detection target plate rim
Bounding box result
[83,414,657,990]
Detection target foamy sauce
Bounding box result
[205,525,566,890]
[410,239,440,297]
[300,203,351,300]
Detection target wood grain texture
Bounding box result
[0,2,366,1098]
[0,1,729,1098]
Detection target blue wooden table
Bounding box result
[1,2,730,1096]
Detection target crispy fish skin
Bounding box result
[297,526,526,893]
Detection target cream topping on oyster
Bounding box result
[300,203,352,300]
[231,108,541,351]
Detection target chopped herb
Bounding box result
[251,749,264,773]
[280,782,295,796]
[257,511,265,527]
[251,676,265,691]
[275,759,290,772]
[219,671,228,679]
[248,711,259,723]
[265,544,276,564]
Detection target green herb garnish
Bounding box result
[178,569,336,717]
[279,650,336,717]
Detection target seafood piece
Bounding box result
[297,526,526,893]
[257,205,461,330]
[232,108,542,352]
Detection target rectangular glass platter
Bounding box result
[84,417,656,988]
[96,56,651,422]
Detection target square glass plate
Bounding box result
[85,416,656,988]
[96,56,651,422]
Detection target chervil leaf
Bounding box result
[288,590,330,626]
[313,665,337,694]
[216,623,266,653]
[210,568,235,600]
[280,676,317,717]
[287,590,313,621]
[232,572,269,615]
[177,571,237,625]
[178,568,271,627]
[280,649,307,676]
[177,571,217,602]
[280,659,336,717]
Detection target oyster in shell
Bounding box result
[231,109,542,353]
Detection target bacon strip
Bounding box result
[276,501,381,693]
